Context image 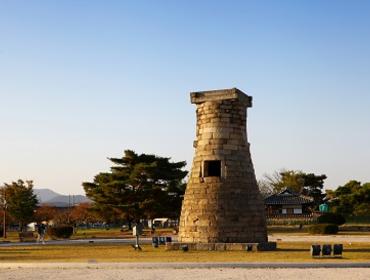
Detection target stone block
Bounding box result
[215,243,226,251]
[225,243,245,250]
[257,242,277,251]
[196,243,215,251]
[166,243,180,250]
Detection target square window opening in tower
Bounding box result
[204,160,221,177]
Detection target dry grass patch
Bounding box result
[0,242,370,263]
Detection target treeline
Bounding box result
[2,151,369,232]
[0,150,188,233]
[0,180,103,232]
[326,180,370,216]
[259,170,370,218]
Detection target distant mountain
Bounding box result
[34,188,91,207]
[45,194,91,207]
[34,188,60,203]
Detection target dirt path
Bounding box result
[0,266,369,280]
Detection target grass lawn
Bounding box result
[0,242,369,263]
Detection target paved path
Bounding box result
[0,263,369,280]
[0,262,370,269]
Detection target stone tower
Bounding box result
[179,88,267,244]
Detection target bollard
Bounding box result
[181,245,189,252]
[311,244,321,257]
[322,244,332,256]
[159,236,166,245]
[152,237,159,248]
[246,244,253,252]
[333,244,343,256]
[132,223,143,250]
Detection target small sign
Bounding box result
[319,203,329,213]
[133,223,143,236]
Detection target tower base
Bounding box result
[166,242,277,251]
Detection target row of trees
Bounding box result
[1,148,188,233]
[34,203,101,226]
[1,180,102,233]
[259,170,370,217]
[2,152,369,232]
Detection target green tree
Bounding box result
[331,181,370,216]
[0,180,38,232]
[83,150,187,228]
[300,173,327,207]
[331,180,360,215]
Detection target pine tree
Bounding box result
[83,150,187,228]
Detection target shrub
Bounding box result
[47,225,74,239]
[317,213,346,225]
[309,224,339,234]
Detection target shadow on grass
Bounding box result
[0,251,30,255]
[345,248,370,252]
[276,248,308,252]
[0,255,65,261]
[0,247,67,255]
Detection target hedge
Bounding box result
[309,223,339,234]
[47,225,74,239]
[317,213,346,225]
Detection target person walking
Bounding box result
[37,222,47,244]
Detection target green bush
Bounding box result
[309,223,339,234]
[344,215,370,224]
[47,225,74,239]
[317,213,346,225]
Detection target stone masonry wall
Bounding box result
[178,88,267,243]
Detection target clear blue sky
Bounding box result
[1,1,369,195]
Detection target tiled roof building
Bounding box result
[265,188,314,215]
